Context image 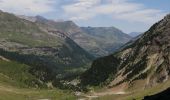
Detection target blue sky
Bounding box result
[0,0,169,33]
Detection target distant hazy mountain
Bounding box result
[81,27,132,57]
[129,32,142,37]
[0,11,94,87]
[119,34,143,50]
[81,14,170,89]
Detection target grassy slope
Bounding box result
[0,60,41,87]
[0,60,76,100]
[0,84,75,100]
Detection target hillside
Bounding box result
[81,13,170,90]
[19,15,132,57]
[0,11,94,88]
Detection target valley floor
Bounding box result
[1,79,170,100]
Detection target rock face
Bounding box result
[143,87,170,100]
[0,11,94,86]
[81,14,170,88]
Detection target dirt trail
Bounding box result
[0,56,10,62]
[78,83,128,100]
[0,85,21,94]
[78,91,127,100]
[0,84,40,94]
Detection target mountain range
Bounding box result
[19,15,132,57]
[0,10,94,87]
[0,10,132,88]
[0,9,170,100]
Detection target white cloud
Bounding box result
[0,0,167,24]
[0,0,56,15]
[62,0,166,23]
[114,9,165,23]
[62,0,100,20]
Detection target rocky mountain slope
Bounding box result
[0,10,94,87]
[19,15,132,57]
[81,14,170,90]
